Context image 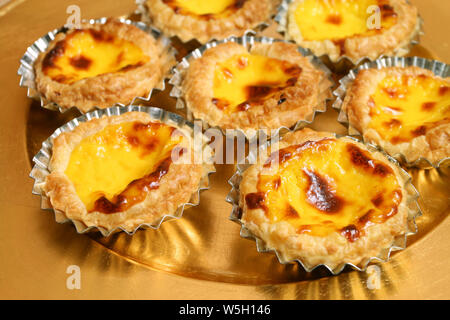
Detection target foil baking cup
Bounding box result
[274,0,423,70]
[135,0,273,44]
[333,56,450,168]
[29,105,215,237]
[169,34,334,138]
[226,132,422,275]
[18,17,176,114]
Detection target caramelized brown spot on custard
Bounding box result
[263,140,329,168]
[383,118,402,129]
[245,192,266,210]
[273,176,281,190]
[303,169,344,214]
[358,210,373,224]
[439,85,450,96]
[390,136,409,144]
[233,65,301,111]
[237,56,248,69]
[333,39,346,55]
[347,144,374,169]
[380,4,397,19]
[411,125,427,137]
[163,0,247,19]
[285,204,299,219]
[296,225,312,234]
[69,55,92,70]
[212,97,230,110]
[88,29,114,42]
[347,144,393,177]
[373,163,391,177]
[371,193,384,207]
[42,41,66,70]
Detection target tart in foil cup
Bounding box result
[274,0,423,72]
[135,0,274,44]
[226,131,422,274]
[18,17,176,114]
[30,105,215,237]
[332,56,450,169]
[169,33,334,139]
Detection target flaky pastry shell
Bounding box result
[227,128,421,273]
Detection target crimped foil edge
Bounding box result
[18,17,177,114]
[29,105,215,237]
[169,33,334,139]
[135,0,273,44]
[226,132,422,275]
[274,0,424,68]
[332,56,450,169]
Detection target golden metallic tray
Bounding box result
[0,0,449,299]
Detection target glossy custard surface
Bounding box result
[293,0,397,41]
[245,138,402,242]
[368,74,450,144]
[42,29,149,84]
[65,121,182,213]
[163,0,244,17]
[213,53,302,113]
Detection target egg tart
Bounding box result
[34,18,173,113]
[41,111,209,233]
[340,66,450,166]
[180,41,332,131]
[238,128,412,270]
[141,0,278,43]
[282,0,420,63]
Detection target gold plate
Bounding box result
[1,0,449,299]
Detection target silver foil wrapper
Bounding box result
[333,56,450,168]
[18,17,176,113]
[29,105,215,237]
[226,132,422,275]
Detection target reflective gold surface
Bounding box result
[1,0,449,299]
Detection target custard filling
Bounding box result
[212,53,302,113]
[245,138,402,242]
[65,121,183,213]
[163,0,244,18]
[42,29,149,84]
[293,0,397,42]
[368,74,450,144]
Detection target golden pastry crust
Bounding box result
[285,0,420,63]
[34,18,173,113]
[181,41,331,131]
[42,111,206,232]
[238,128,409,270]
[144,0,277,43]
[341,66,450,165]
